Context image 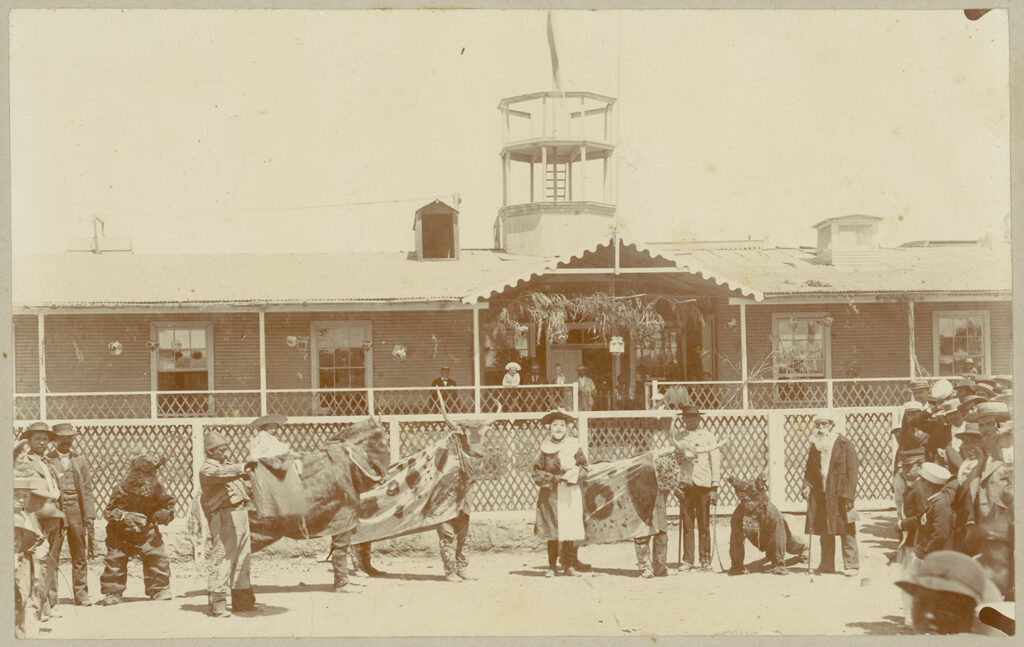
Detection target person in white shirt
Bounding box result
[672,405,722,572]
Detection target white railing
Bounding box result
[649,375,988,412]
[16,384,579,421]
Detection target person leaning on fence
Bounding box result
[201,427,255,616]
[431,366,458,413]
[96,449,175,606]
[45,423,96,607]
[802,413,860,577]
[533,408,588,577]
[671,405,721,572]
[19,422,64,621]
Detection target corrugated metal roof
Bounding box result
[13,238,1010,309]
[644,243,1012,295]
[12,251,543,308]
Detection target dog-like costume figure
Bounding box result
[727,475,806,575]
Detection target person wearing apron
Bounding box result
[532,409,588,577]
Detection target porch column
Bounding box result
[258,310,268,416]
[907,299,916,378]
[472,304,482,414]
[37,313,46,420]
[740,303,749,410]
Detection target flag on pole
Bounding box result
[547,10,564,95]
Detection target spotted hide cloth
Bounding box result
[350,435,466,544]
[581,452,660,544]
[248,421,390,552]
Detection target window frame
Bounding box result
[150,321,215,392]
[771,312,832,380]
[309,320,374,391]
[932,309,990,377]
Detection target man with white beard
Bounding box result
[802,413,860,577]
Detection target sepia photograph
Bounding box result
[6,5,1015,639]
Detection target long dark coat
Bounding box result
[46,451,97,524]
[803,434,859,536]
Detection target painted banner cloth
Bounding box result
[350,438,663,545]
[351,435,465,544]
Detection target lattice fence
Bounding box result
[652,383,744,410]
[783,413,815,503]
[479,386,574,414]
[47,394,150,420]
[749,381,827,410]
[702,414,769,507]
[15,396,40,420]
[843,410,897,501]
[205,421,358,465]
[374,388,475,416]
[157,393,261,418]
[13,423,197,517]
[833,381,907,408]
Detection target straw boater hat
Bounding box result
[929,379,954,403]
[504,361,521,372]
[955,422,983,440]
[958,395,987,414]
[540,408,574,426]
[19,421,54,441]
[250,414,287,430]
[908,378,930,392]
[973,383,998,400]
[677,404,703,418]
[919,462,952,485]
[966,401,1010,423]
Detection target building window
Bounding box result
[635,328,683,382]
[933,310,989,376]
[312,322,372,414]
[152,323,213,416]
[772,313,831,379]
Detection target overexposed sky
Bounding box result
[10,9,1010,255]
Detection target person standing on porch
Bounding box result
[672,405,721,572]
[576,365,598,411]
[200,428,255,616]
[532,409,588,577]
[802,413,860,577]
[430,366,458,413]
[45,423,96,607]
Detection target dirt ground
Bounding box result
[36,511,912,638]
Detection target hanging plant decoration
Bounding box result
[286,335,298,348]
[108,341,123,356]
[392,344,408,361]
[146,340,159,352]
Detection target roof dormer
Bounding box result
[413,199,460,261]
[813,215,882,266]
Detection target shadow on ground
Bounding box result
[179,602,290,617]
[846,614,912,636]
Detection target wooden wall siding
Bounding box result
[913,300,1013,375]
[42,313,260,393]
[742,302,910,379]
[712,300,743,380]
[14,315,39,392]
[265,310,475,390]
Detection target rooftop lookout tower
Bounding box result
[495,91,617,257]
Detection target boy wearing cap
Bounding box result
[201,426,254,617]
[802,414,860,576]
[912,463,956,559]
[672,405,721,572]
[45,423,96,607]
[97,449,175,606]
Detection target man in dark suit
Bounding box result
[46,423,96,606]
[802,413,860,577]
[430,366,459,413]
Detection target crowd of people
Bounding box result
[12,373,1014,637]
[890,376,1014,635]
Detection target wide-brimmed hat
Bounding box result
[966,401,1010,423]
[902,400,925,412]
[958,395,987,413]
[954,378,977,391]
[677,405,702,418]
[973,383,997,400]
[504,361,521,372]
[19,422,54,441]
[51,423,79,438]
[540,408,574,425]
[896,551,988,604]
[932,398,962,417]
[250,414,287,430]
[955,422,983,439]
[920,462,952,485]
[439,366,450,371]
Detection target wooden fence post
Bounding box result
[388,419,401,464]
[577,413,589,456]
[191,421,205,500]
[766,410,788,509]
